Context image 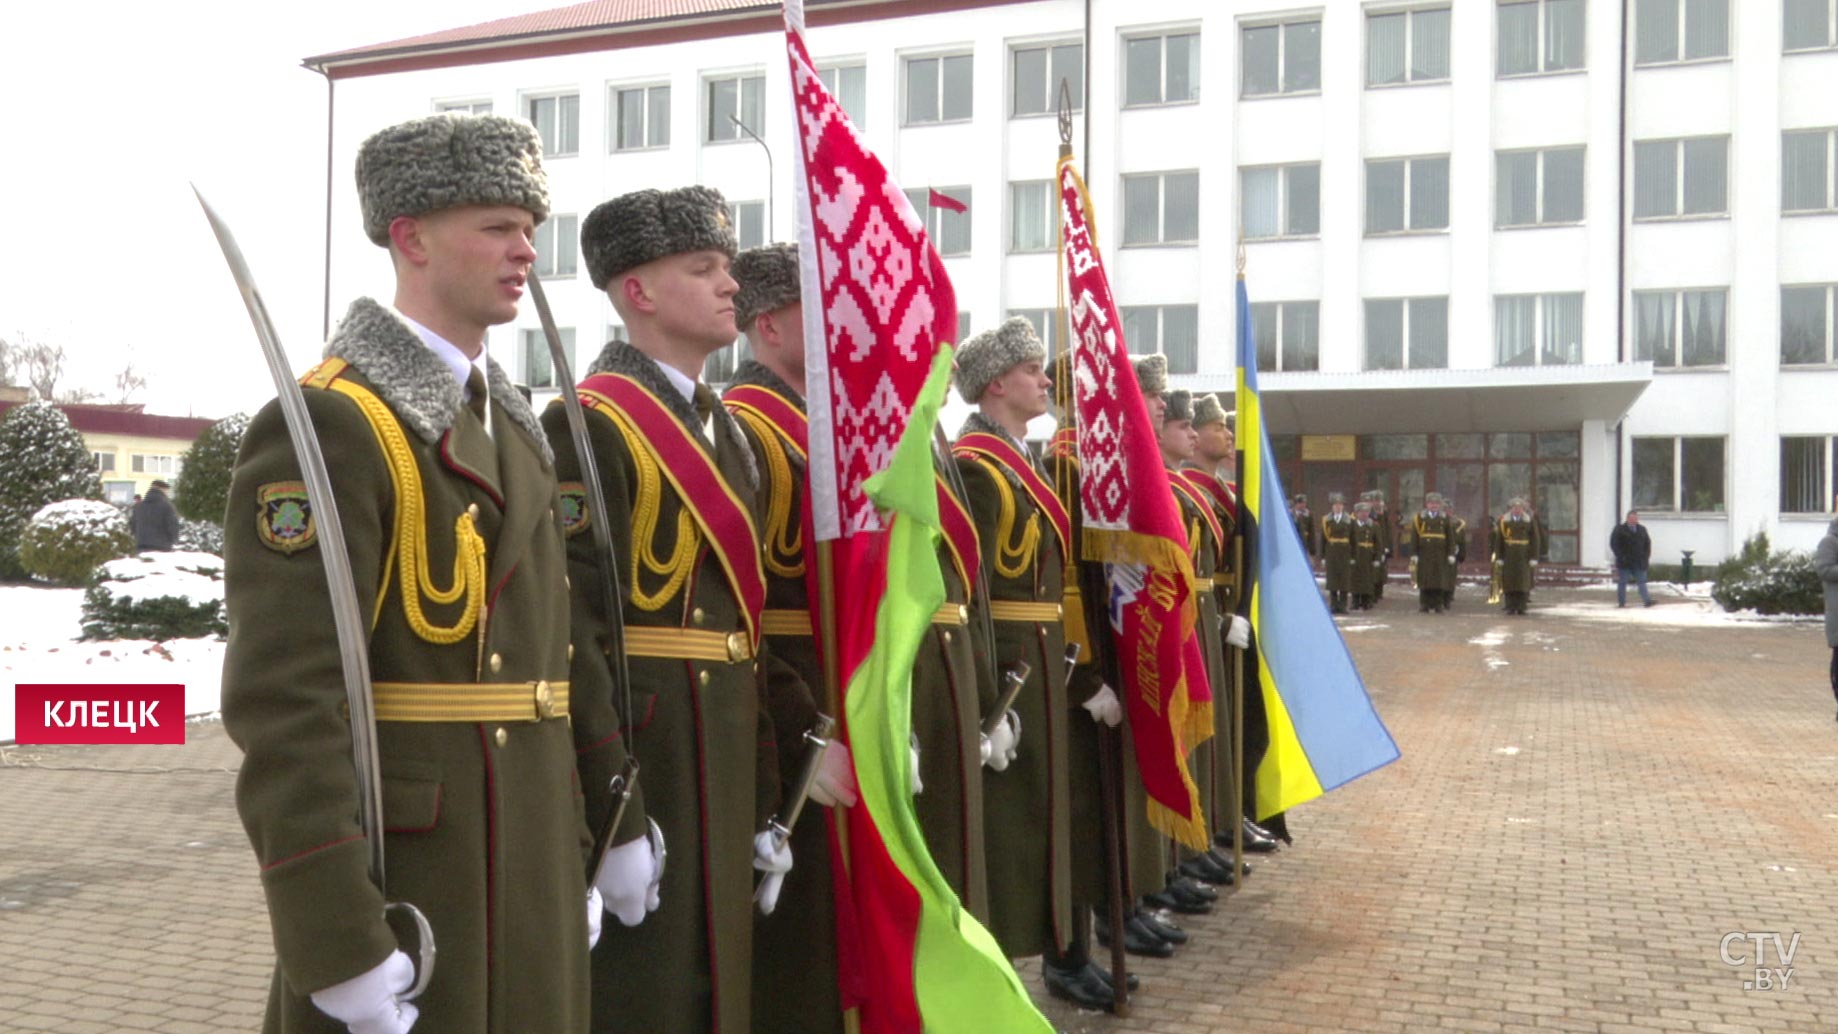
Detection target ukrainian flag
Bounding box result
[1234,277,1400,819]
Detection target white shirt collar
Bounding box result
[393,307,488,401]
[652,356,699,406]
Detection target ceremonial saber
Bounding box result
[980,660,1033,739]
[527,272,642,881]
[195,187,434,1000]
[762,714,837,856]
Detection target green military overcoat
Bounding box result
[1405,512,1458,592]
[223,299,616,1033]
[1493,514,1547,594]
[1320,512,1355,592]
[544,341,773,1034]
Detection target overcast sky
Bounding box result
[0,0,532,420]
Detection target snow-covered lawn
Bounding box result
[1,578,225,745]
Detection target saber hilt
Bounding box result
[585,756,642,882]
[765,713,837,851]
[981,660,1033,739]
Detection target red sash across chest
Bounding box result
[954,431,1072,557]
[1178,468,1239,524]
[1168,470,1226,552]
[723,384,981,590]
[578,373,764,642]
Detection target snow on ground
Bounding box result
[0,583,224,744]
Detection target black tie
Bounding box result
[465,367,489,425]
[693,383,719,445]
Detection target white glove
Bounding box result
[1448,553,1459,562]
[1529,560,1539,568]
[979,733,994,766]
[586,887,603,949]
[310,950,418,1034]
[1225,614,1251,650]
[753,830,795,915]
[808,739,859,808]
[909,734,924,795]
[1081,685,1122,727]
[593,820,663,927]
[984,711,1018,772]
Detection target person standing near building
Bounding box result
[1291,493,1317,558]
[1815,508,1837,722]
[129,478,180,552]
[1447,507,1470,607]
[1350,501,1383,611]
[1319,494,1354,614]
[1610,510,1653,608]
[1493,497,1545,616]
[222,112,638,1034]
[544,185,778,1034]
[1404,492,1458,613]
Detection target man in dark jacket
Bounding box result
[129,479,180,551]
[1815,513,1838,720]
[1610,510,1653,608]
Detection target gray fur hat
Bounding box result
[1292,493,1308,505]
[1354,501,1373,515]
[356,113,549,247]
[955,316,1044,403]
[1191,392,1226,428]
[1162,389,1193,423]
[732,242,802,332]
[1133,353,1168,395]
[1425,492,1445,504]
[582,186,736,288]
[1329,492,1346,505]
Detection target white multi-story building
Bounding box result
[306,0,1838,567]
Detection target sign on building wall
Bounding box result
[1301,434,1357,461]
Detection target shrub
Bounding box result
[0,400,103,578]
[1711,532,1822,616]
[79,551,227,641]
[176,413,249,523]
[18,499,133,586]
[176,518,224,556]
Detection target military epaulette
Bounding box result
[299,357,350,390]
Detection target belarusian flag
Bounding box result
[784,3,1052,1032]
[1058,148,1212,849]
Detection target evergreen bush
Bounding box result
[1711,532,1822,616]
[0,401,102,578]
[79,552,227,641]
[18,499,132,586]
[176,413,248,524]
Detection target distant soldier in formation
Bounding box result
[1350,501,1384,610]
[1318,493,1354,614]
[1447,507,1470,606]
[1404,492,1458,613]
[1290,493,1317,557]
[1362,490,1393,602]
[1492,496,1547,616]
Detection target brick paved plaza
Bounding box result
[4,586,1834,1032]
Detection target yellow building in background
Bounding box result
[0,399,215,506]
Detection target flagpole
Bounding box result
[1230,243,1249,892]
[813,538,861,1034]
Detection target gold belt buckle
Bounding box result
[726,631,750,663]
[534,680,556,720]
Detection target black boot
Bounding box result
[1134,908,1188,945]
[1089,963,1141,993]
[1143,879,1214,914]
[1095,912,1176,958]
[1179,851,1233,885]
[1043,957,1117,1011]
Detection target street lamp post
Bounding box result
[729,115,773,241]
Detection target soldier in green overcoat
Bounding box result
[544,187,779,1034]
[1404,492,1459,613]
[222,113,641,1034]
[1318,494,1354,614]
[1350,502,1384,610]
[1492,497,1547,615]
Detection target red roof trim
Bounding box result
[0,400,215,442]
[309,0,1020,79]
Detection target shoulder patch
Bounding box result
[558,482,591,538]
[257,481,316,553]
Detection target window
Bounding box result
[1783,129,1838,212]
[705,339,750,385]
[1364,297,1449,370]
[436,99,493,115]
[130,454,177,475]
[1125,32,1201,106]
[1240,163,1321,239]
[1495,293,1583,366]
[957,312,973,343]
[1367,7,1452,86]
[92,451,116,473]
[1121,171,1199,246]
[1785,0,1838,51]
[819,65,868,127]
[1782,284,1837,365]
[903,187,973,256]
[1632,436,1725,512]
[1006,308,1068,360]
[1242,20,1319,97]
[905,54,973,125]
[1250,301,1321,372]
[1496,147,1585,227]
[611,84,670,151]
[1010,181,1055,252]
[1635,0,1729,63]
[1498,0,1587,76]
[1013,42,1083,116]
[1120,304,1200,374]
[533,214,579,278]
[1632,289,1727,367]
[1633,136,1729,219]
[525,93,580,157]
[521,327,575,391]
[1781,436,1837,513]
[707,74,765,142]
[1366,155,1450,234]
[727,201,766,250]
